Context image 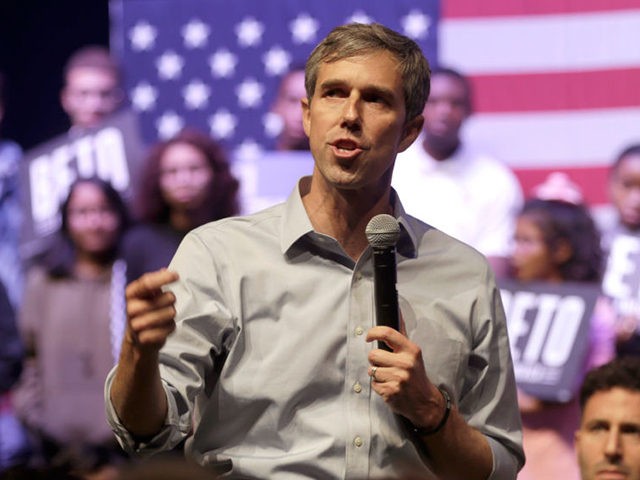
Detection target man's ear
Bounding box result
[398,114,424,153]
[60,87,71,116]
[574,429,581,449]
[301,97,311,137]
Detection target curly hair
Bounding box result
[134,128,239,224]
[519,198,603,282]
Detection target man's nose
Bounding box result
[604,429,623,462]
[341,96,361,129]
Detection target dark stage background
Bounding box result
[0,1,110,150]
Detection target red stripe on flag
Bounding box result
[468,68,640,113]
[513,165,610,206]
[443,0,640,18]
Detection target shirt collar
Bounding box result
[392,188,419,259]
[280,177,315,254]
[279,178,419,259]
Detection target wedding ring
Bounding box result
[370,366,379,382]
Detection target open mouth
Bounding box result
[331,139,365,156]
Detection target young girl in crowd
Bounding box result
[122,128,239,283]
[13,178,130,478]
[510,198,614,480]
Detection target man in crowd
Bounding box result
[60,45,123,132]
[106,23,524,479]
[269,66,309,151]
[392,67,523,278]
[575,356,640,480]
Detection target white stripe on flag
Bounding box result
[463,107,640,168]
[440,10,640,73]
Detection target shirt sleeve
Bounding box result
[104,367,191,454]
[104,230,235,454]
[487,436,522,480]
[459,267,525,478]
[473,163,523,259]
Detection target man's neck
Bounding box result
[422,136,461,161]
[301,176,393,260]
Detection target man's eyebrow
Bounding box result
[584,419,610,428]
[361,84,396,101]
[318,79,345,90]
[318,79,397,100]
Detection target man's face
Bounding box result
[575,387,640,480]
[610,154,640,230]
[61,67,122,129]
[272,70,308,150]
[422,73,469,145]
[302,51,422,194]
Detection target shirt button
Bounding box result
[353,382,362,394]
[354,326,364,336]
[354,436,364,447]
[354,272,363,281]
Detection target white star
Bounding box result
[182,18,210,49]
[235,17,264,47]
[263,46,291,76]
[345,10,374,25]
[235,78,265,108]
[156,51,185,80]
[129,21,157,51]
[182,79,211,110]
[130,82,158,112]
[156,111,185,140]
[209,49,238,78]
[209,109,238,139]
[263,111,283,138]
[290,13,319,44]
[401,10,431,40]
[234,138,263,162]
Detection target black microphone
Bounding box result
[365,214,400,351]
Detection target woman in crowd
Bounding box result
[510,197,614,480]
[13,177,130,479]
[122,128,239,283]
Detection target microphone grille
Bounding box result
[365,214,400,248]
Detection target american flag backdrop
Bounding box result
[110,0,640,207]
[109,0,438,153]
[439,0,640,206]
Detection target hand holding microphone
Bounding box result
[366,214,401,351]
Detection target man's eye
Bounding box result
[621,425,640,436]
[589,423,608,432]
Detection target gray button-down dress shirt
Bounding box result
[106,179,524,479]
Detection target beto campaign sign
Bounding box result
[500,280,600,402]
[602,233,640,326]
[19,110,144,258]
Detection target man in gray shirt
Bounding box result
[106,22,524,479]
